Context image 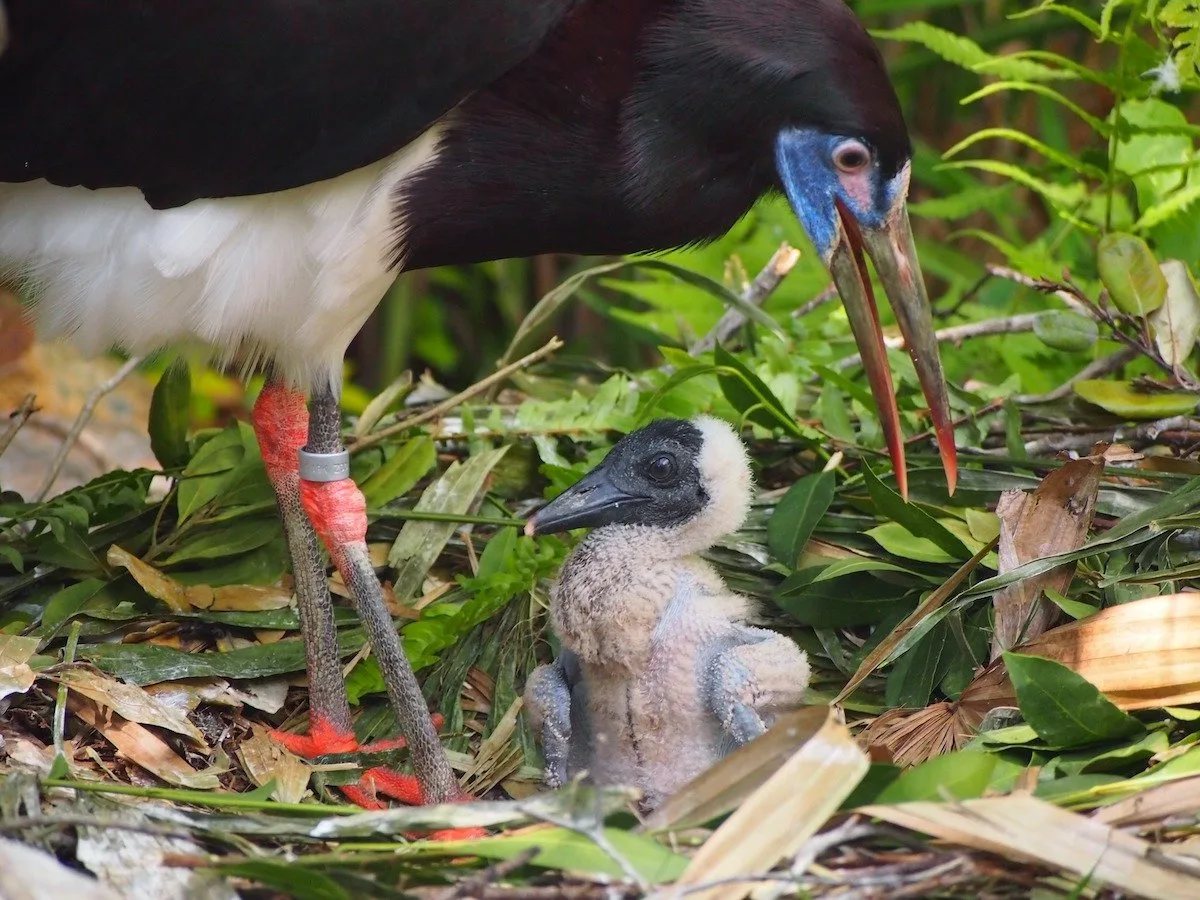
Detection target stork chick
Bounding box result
[524,417,809,811]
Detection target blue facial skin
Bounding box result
[774,128,906,261]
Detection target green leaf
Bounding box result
[1097,233,1167,316]
[773,571,909,628]
[217,862,349,900]
[874,750,998,803]
[886,620,953,708]
[861,463,971,559]
[161,516,282,565]
[176,424,249,521]
[1043,587,1098,621]
[1003,652,1142,748]
[767,472,834,567]
[464,828,688,883]
[41,578,108,634]
[148,362,192,469]
[866,522,959,563]
[713,346,803,437]
[388,447,510,600]
[1033,311,1099,352]
[81,630,367,684]
[360,435,437,507]
[1073,379,1198,419]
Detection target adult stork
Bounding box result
[0,1,958,810]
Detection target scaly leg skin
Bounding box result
[254,380,477,835]
[524,660,574,788]
[703,627,811,746]
[298,382,483,837]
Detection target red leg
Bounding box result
[254,379,479,835]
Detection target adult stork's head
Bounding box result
[624,0,956,495]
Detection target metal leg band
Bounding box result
[298,449,351,482]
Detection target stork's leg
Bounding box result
[298,382,460,807]
[525,660,574,788]
[702,628,810,747]
[252,381,356,752]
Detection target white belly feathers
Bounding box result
[0,126,443,389]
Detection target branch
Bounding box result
[349,336,564,452]
[834,313,1042,372]
[34,356,144,501]
[1021,415,1200,456]
[1013,347,1139,404]
[690,243,800,355]
[0,393,36,459]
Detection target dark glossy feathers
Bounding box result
[0,0,579,207]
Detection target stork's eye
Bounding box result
[833,139,871,174]
[645,454,677,484]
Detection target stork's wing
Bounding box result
[0,0,579,208]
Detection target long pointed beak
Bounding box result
[830,201,957,498]
[524,468,649,536]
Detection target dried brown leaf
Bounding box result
[237,726,311,803]
[107,545,291,612]
[859,702,965,767]
[0,634,39,702]
[69,696,221,789]
[961,593,1200,730]
[865,794,1200,899]
[991,455,1102,660]
[51,667,209,748]
[670,707,868,900]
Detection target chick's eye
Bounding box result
[833,140,871,174]
[646,454,677,484]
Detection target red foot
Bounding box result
[270,714,485,838]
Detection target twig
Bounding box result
[349,336,564,452]
[834,313,1042,372]
[690,244,800,355]
[989,266,1200,391]
[444,847,540,900]
[33,355,145,501]
[0,393,36,458]
[1013,347,1139,404]
[790,283,839,321]
[1020,415,1200,456]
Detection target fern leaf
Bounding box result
[1135,182,1200,230]
[944,128,1108,181]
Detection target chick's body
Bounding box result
[525,417,810,810]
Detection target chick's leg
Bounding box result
[703,629,810,746]
[297,382,463,808]
[525,658,575,788]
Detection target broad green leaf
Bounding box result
[866,522,955,563]
[773,571,909,628]
[713,346,803,437]
[148,362,192,469]
[161,516,281,565]
[1004,652,1142,748]
[965,509,1001,544]
[176,424,249,521]
[1074,379,1198,419]
[1043,587,1098,621]
[885,620,953,708]
[217,862,349,900]
[463,828,687,883]
[861,464,971,559]
[1150,260,1200,368]
[874,750,998,803]
[1097,233,1167,316]
[389,447,510,600]
[361,435,437,507]
[1033,311,1099,352]
[41,578,108,634]
[81,630,367,684]
[767,472,834,567]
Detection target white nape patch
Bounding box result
[675,415,752,553]
[0,125,444,389]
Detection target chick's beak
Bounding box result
[828,199,957,498]
[524,468,649,536]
